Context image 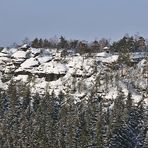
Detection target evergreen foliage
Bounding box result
[0,81,147,147]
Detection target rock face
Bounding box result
[0,44,147,107]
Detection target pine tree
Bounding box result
[58,36,69,49]
[38,38,43,48]
[31,38,39,48]
[109,105,146,148]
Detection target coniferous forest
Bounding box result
[0,35,147,147]
[0,81,147,147]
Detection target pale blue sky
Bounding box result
[0,0,148,46]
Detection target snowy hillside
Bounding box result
[0,44,147,107]
[0,44,148,147]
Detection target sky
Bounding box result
[0,0,148,46]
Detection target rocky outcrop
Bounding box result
[0,45,147,107]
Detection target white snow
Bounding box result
[68,56,95,76]
[72,92,86,104]
[37,56,52,64]
[1,48,10,54]
[96,52,109,57]
[37,61,67,74]
[103,46,109,50]
[48,79,65,95]
[0,52,9,57]
[30,48,41,55]
[102,55,119,63]
[105,87,118,100]
[20,44,29,49]
[11,51,27,59]
[132,93,143,103]
[2,48,18,55]
[0,57,10,63]
[30,77,47,95]
[14,75,28,82]
[130,52,146,60]
[9,48,18,54]
[96,52,119,63]
[20,58,39,69]
[40,49,51,56]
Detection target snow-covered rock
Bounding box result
[8,48,18,54]
[37,61,67,75]
[30,48,41,56]
[37,55,53,64]
[0,46,147,108]
[102,55,119,63]
[0,52,10,57]
[11,51,27,59]
[1,48,10,54]
[14,75,28,82]
[96,52,119,64]
[20,58,39,69]
[20,44,30,49]
[96,52,110,57]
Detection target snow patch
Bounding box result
[12,51,27,59]
[20,58,39,69]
